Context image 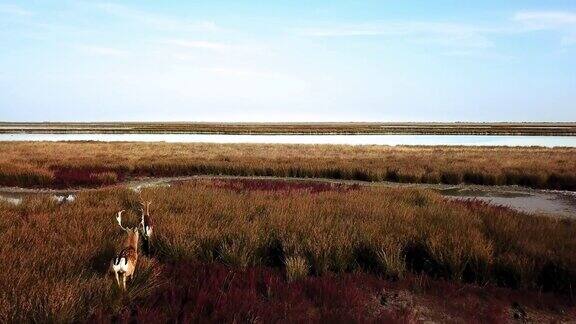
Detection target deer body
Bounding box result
[110,210,139,290]
[140,201,154,241]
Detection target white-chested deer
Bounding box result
[139,201,154,241]
[110,210,139,290]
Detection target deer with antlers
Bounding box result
[139,201,154,242]
[110,210,139,290]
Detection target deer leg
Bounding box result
[122,274,127,290]
[114,271,120,287]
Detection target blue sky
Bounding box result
[0,1,575,122]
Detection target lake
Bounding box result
[1,133,576,147]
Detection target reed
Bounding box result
[1,142,575,190]
[0,179,574,322]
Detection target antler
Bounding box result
[116,210,128,232]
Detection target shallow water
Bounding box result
[1,133,576,147]
[0,192,76,206]
[439,187,576,218]
[0,193,22,205]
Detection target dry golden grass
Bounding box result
[285,256,310,282]
[1,142,576,190]
[0,179,574,321]
[0,194,162,322]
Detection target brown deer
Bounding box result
[110,210,139,290]
[139,201,154,241]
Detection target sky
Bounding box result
[0,1,575,122]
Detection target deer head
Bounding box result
[116,210,140,244]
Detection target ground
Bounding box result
[1,177,574,322]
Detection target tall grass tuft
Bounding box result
[285,256,310,282]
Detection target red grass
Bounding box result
[89,261,574,323]
[50,167,126,188]
[210,178,361,193]
[90,261,408,323]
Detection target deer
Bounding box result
[138,201,154,255]
[110,210,139,290]
[139,201,154,241]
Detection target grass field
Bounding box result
[1,178,575,322]
[1,142,575,190]
[1,121,576,135]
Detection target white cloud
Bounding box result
[75,45,130,57]
[162,39,269,56]
[164,40,230,51]
[513,11,576,47]
[171,52,197,61]
[299,12,576,50]
[203,67,284,79]
[94,2,219,32]
[0,4,33,17]
[513,11,576,28]
[298,22,501,49]
[442,50,515,60]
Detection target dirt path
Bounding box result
[1,175,575,218]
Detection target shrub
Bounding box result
[219,240,257,268]
[377,240,406,279]
[285,256,309,282]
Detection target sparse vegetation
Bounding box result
[1,142,576,190]
[0,179,574,322]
